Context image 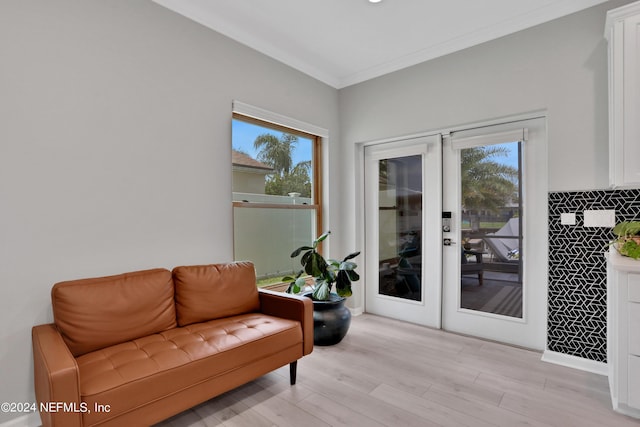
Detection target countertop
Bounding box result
[608,249,640,273]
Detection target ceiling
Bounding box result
[152,0,610,89]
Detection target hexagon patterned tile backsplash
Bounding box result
[548,189,640,362]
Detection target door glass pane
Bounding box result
[378,155,422,301]
[459,142,522,318]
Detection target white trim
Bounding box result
[355,111,548,346]
[0,413,40,427]
[152,0,341,88]
[154,0,608,89]
[441,116,547,350]
[611,403,640,420]
[232,101,329,138]
[353,143,367,314]
[362,136,443,329]
[541,350,608,376]
[350,306,364,317]
[605,0,640,39]
[357,110,546,148]
[451,128,526,150]
[339,0,610,88]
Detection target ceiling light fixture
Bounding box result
[369,0,382,3]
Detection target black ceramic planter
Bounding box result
[305,292,351,346]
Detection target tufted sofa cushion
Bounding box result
[75,313,302,426]
[173,261,260,326]
[52,268,176,357]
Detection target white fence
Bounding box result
[233,193,314,279]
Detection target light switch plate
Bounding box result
[560,213,576,225]
[583,209,616,227]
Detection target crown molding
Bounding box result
[338,0,609,88]
[152,0,341,88]
[154,0,610,90]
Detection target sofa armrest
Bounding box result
[32,324,82,427]
[258,289,313,356]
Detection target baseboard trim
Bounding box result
[350,307,364,316]
[541,350,608,376]
[0,413,39,427]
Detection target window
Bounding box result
[231,109,323,284]
[454,130,524,318]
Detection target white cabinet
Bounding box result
[605,1,640,188]
[607,250,640,418]
[631,356,640,409]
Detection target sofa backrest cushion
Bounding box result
[173,261,260,326]
[52,268,177,357]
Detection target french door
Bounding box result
[441,118,547,350]
[363,118,547,350]
[364,136,442,328]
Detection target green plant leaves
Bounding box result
[611,221,640,259]
[301,251,327,277]
[290,246,313,258]
[335,270,353,297]
[339,261,357,271]
[619,239,640,259]
[313,280,330,300]
[310,231,331,250]
[344,270,359,281]
[283,271,305,294]
[613,221,640,237]
[342,251,361,261]
[286,230,359,301]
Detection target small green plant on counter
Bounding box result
[611,221,640,260]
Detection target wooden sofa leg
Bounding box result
[289,361,297,385]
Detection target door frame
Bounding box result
[354,112,548,349]
[363,136,442,328]
[441,117,548,350]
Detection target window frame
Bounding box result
[231,112,324,253]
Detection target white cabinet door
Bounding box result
[607,251,640,418]
[621,14,640,186]
[606,2,640,188]
[629,273,640,301]
[629,355,640,409]
[630,303,640,356]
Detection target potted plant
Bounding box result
[611,220,640,260]
[283,231,360,345]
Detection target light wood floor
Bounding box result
[156,314,639,427]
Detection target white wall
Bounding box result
[232,170,268,194]
[337,0,634,308]
[340,0,632,190]
[0,0,338,424]
[0,0,633,423]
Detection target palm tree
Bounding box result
[461,145,518,213]
[253,133,297,176]
[253,132,311,197]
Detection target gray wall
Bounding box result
[0,0,634,423]
[0,1,338,423]
[339,0,634,191]
[337,0,634,307]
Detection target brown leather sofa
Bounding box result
[32,261,313,427]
